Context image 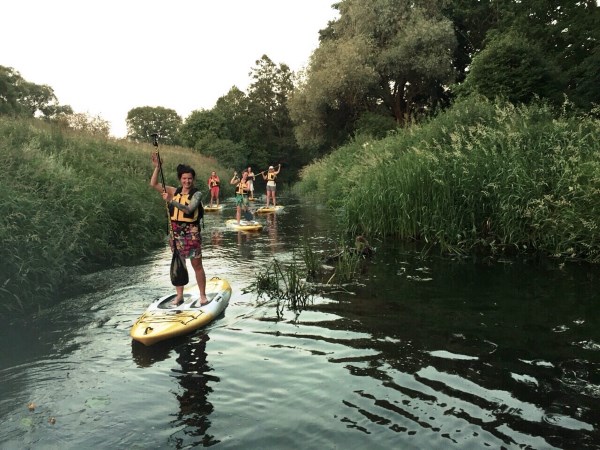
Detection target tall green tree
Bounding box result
[246,55,300,173]
[126,106,182,145]
[455,31,563,105]
[289,0,458,151]
[0,65,72,119]
[447,1,600,111]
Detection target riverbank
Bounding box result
[294,97,600,262]
[0,118,233,311]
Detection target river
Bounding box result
[1,197,599,449]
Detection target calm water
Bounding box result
[1,198,599,449]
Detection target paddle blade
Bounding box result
[243,209,254,221]
[170,250,189,286]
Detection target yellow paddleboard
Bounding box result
[255,205,284,214]
[204,204,223,212]
[130,277,231,346]
[225,219,263,231]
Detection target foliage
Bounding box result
[445,1,600,112]
[294,96,600,262]
[455,31,563,105]
[126,106,182,145]
[289,0,458,151]
[179,56,303,181]
[250,258,313,316]
[56,111,111,137]
[0,116,233,312]
[0,65,73,119]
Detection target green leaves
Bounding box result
[126,106,182,145]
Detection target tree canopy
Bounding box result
[0,65,72,119]
[289,0,458,150]
[126,106,182,145]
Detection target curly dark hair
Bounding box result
[177,164,196,180]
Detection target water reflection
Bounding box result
[132,334,218,447]
[169,334,218,447]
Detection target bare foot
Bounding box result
[199,295,209,306]
[170,296,184,307]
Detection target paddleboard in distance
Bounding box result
[130,277,232,346]
[225,218,263,232]
[204,204,223,212]
[255,205,284,214]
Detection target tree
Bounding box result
[447,0,600,111]
[0,65,72,119]
[126,106,182,145]
[62,112,111,137]
[455,31,563,105]
[289,0,458,151]
[246,55,300,172]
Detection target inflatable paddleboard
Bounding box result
[255,205,284,214]
[204,204,223,212]
[225,218,263,232]
[130,277,232,346]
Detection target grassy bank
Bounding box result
[0,117,234,311]
[294,97,600,262]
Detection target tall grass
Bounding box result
[0,117,234,311]
[294,97,600,261]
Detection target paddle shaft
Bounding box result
[152,134,174,239]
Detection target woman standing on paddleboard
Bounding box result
[246,166,256,200]
[262,164,281,208]
[150,153,209,307]
[230,170,250,225]
[207,171,220,208]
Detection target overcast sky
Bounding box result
[2,0,338,137]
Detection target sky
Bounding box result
[2,0,339,138]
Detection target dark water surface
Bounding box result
[1,198,599,449]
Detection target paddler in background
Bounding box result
[230,170,251,225]
[207,171,220,207]
[262,163,281,208]
[246,166,256,200]
[150,153,209,307]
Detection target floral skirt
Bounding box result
[170,221,202,259]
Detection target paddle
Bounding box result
[152,133,189,286]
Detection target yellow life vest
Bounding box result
[169,188,200,223]
[209,176,219,187]
[236,180,248,195]
[267,172,276,181]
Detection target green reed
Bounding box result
[301,236,321,281]
[295,97,600,262]
[251,257,313,315]
[0,117,234,311]
[329,240,364,285]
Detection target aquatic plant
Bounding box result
[251,257,313,315]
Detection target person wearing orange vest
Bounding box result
[207,171,220,207]
[150,153,208,306]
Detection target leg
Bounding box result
[191,257,208,304]
[171,285,184,306]
[236,205,241,224]
[272,189,277,207]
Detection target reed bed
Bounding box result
[0,117,233,311]
[251,258,313,316]
[295,97,600,261]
